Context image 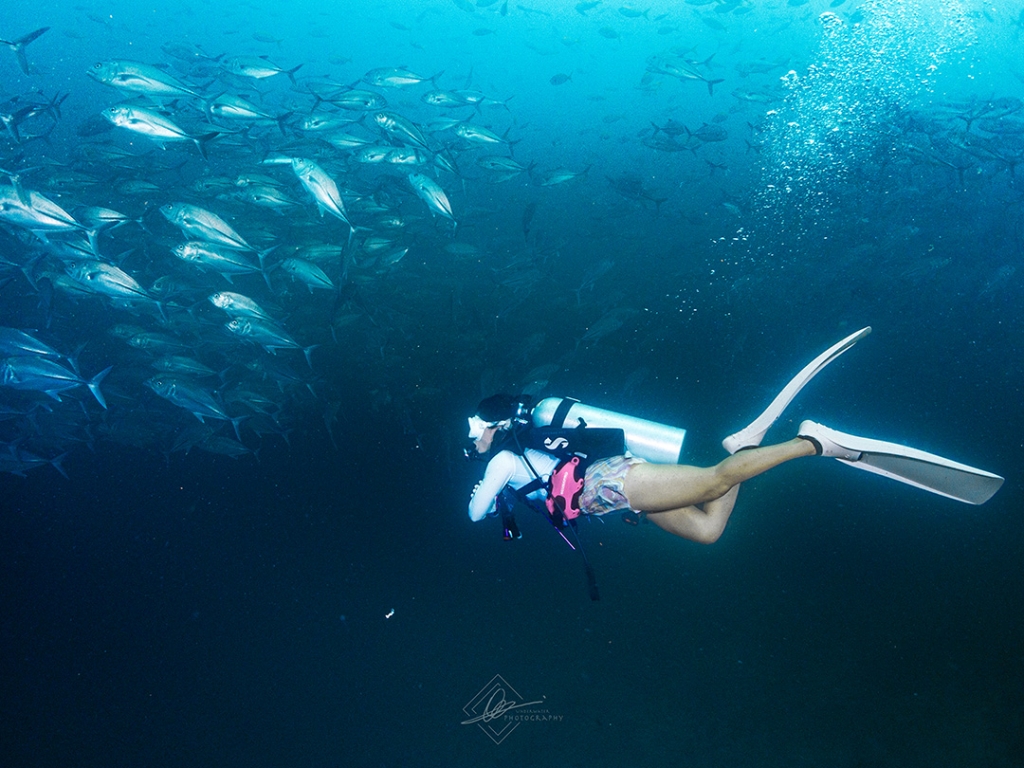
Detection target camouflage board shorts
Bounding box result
[580,455,646,516]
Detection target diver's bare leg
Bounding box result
[624,438,814,512]
[623,438,815,543]
[643,485,741,544]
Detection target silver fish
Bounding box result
[233,185,300,212]
[455,122,507,145]
[128,333,192,353]
[324,89,388,111]
[408,173,455,224]
[89,60,202,99]
[173,242,263,282]
[373,111,430,150]
[65,260,152,302]
[355,146,391,164]
[209,291,272,320]
[145,376,242,436]
[206,94,289,133]
[1,356,110,408]
[323,131,373,150]
[0,328,63,358]
[151,356,217,377]
[279,258,335,291]
[290,158,352,228]
[421,89,473,108]
[0,185,84,234]
[385,148,430,166]
[103,105,219,158]
[161,203,255,251]
[534,166,590,186]
[363,67,441,88]
[225,318,317,368]
[224,55,302,83]
[476,155,528,173]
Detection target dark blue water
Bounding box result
[1,1,1021,766]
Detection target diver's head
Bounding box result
[467,394,532,455]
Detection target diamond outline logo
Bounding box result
[461,674,533,744]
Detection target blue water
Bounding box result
[1,1,1022,766]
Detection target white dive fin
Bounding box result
[723,326,872,453]
[819,427,1004,505]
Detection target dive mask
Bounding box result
[467,415,511,440]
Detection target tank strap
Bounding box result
[549,397,580,429]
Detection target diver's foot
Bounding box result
[722,326,872,454]
[797,421,863,461]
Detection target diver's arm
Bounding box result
[468,451,516,522]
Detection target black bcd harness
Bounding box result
[497,408,626,601]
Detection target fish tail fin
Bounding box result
[15,27,50,47]
[285,63,303,85]
[430,69,446,87]
[303,344,319,370]
[275,111,293,137]
[202,94,222,121]
[45,91,67,121]
[65,347,85,377]
[8,27,49,75]
[17,251,46,291]
[259,245,279,291]
[1,116,21,143]
[193,132,221,161]
[49,451,69,479]
[707,78,725,97]
[87,365,113,409]
[257,244,279,271]
[86,228,103,256]
[230,415,247,442]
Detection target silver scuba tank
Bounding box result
[531,397,686,464]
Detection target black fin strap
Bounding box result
[798,434,824,456]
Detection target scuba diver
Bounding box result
[466,327,1003,547]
